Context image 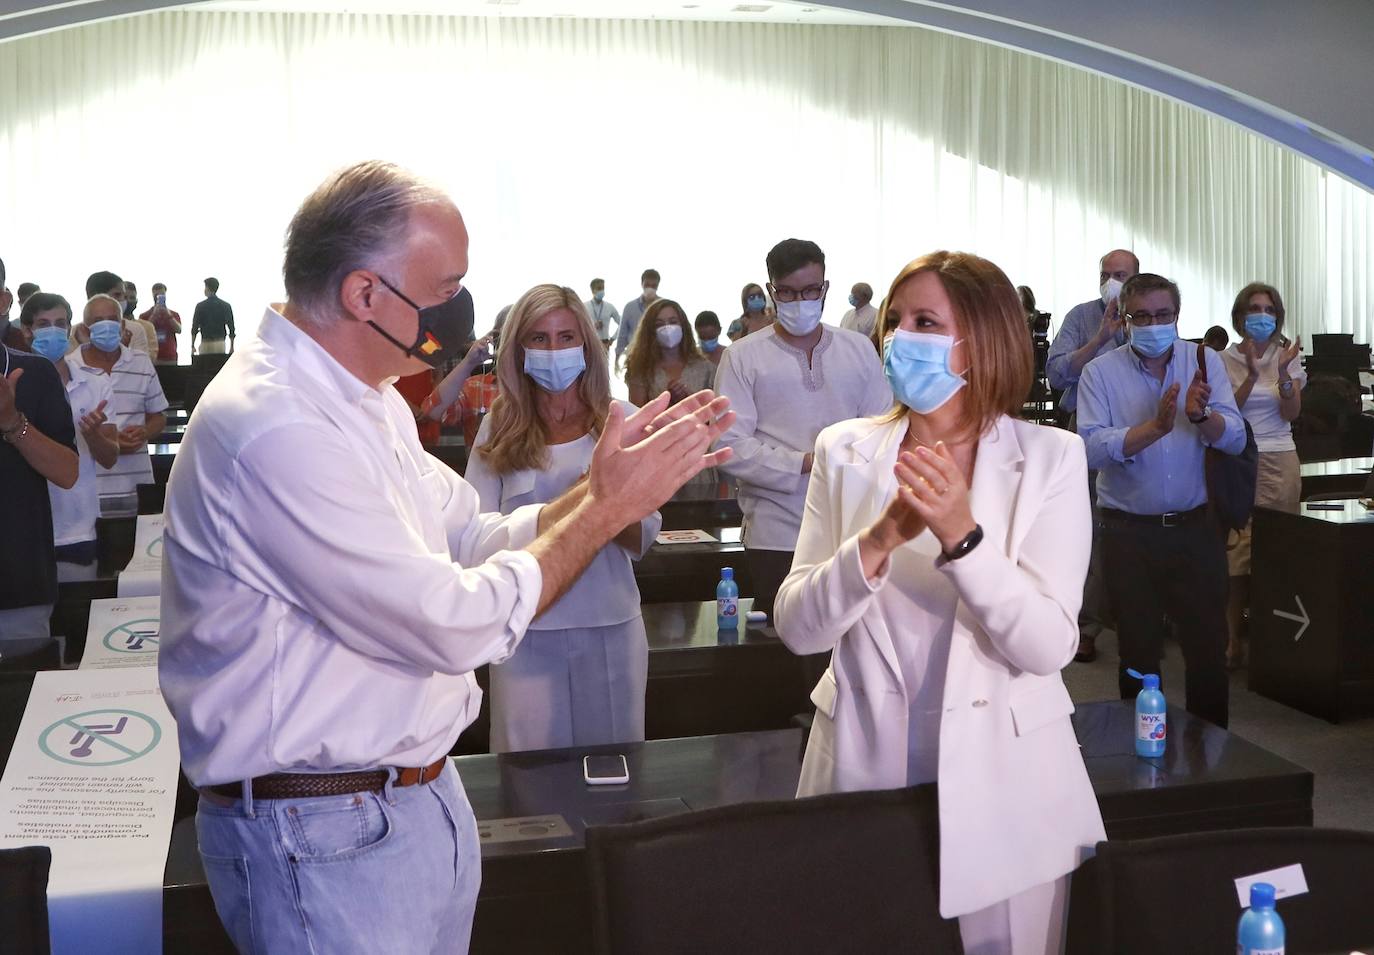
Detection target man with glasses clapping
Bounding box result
[1077,273,1246,729]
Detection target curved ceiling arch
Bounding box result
[3,0,1371,189]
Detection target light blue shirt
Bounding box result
[1046,298,1127,413]
[615,296,649,359]
[1077,340,1246,515]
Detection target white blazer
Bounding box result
[774,413,1106,918]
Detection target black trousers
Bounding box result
[745,547,830,702]
[1101,513,1230,729]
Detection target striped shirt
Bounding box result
[71,344,169,498]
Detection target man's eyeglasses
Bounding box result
[769,283,827,304]
[1125,309,1177,327]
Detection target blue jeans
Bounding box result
[196,762,480,954]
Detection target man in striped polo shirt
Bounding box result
[70,294,168,511]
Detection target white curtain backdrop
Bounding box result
[0,10,1371,351]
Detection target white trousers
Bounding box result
[957,874,1070,955]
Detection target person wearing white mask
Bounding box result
[69,294,168,512]
[1077,273,1246,729]
[584,278,621,353]
[463,284,662,752]
[714,238,891,620]
[20,293,119,561]
[624,298,715,407]
[1045,248,1139,663]
[614,268,660,364]
[775,251,1105,955]
[1219,282,1303,669]
[839,282,878,338]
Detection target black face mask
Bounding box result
[369,279,474,368]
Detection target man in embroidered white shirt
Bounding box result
[158,161,732,955]
[714,238,892,618]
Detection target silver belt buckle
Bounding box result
[1161,511,1182,527]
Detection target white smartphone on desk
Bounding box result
[583,754,629,786]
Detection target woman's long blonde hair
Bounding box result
[624,298,703,390]
[478,284,612,475]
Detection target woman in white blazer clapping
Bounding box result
[774,251,1105,955]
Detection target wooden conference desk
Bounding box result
[1299,455,1373,499]
[658,482,743,531]
[148,700,1311,954]
[634,526,750,603]
[1250,500,1374,722]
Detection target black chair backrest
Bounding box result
[0,845,51,955]
[1069,827,1374,954]
[586,784,963,955]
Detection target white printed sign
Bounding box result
[0,669,180,955]
[655,529,717,545]
[81,597,161,670]
[1234,862,1309,907]
[116,514,164,597]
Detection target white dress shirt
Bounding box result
[839,302,879,338]
[49,353,115,545]
[159,307,545,786]
[714,324,892,551]
[584,299,621,343]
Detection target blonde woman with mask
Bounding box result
[775,252,1103,955]
[465,284,662,753]
[624,298,715,407]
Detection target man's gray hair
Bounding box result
[83,293,124,321]
[282,160,448,326]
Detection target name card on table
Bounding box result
[655,529,717,545]
[116,514,164,597]
[0,668,180,955]
[81,596,161,670]
[1234,862,1309,907]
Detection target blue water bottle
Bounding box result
[716,567,739,629]
[1126,668,1166,757]
[1237,882,1285,954]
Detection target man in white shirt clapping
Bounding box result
[714,239,892,619]
[158,161,733,955]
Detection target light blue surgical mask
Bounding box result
[1130,322,1177,359]
[31,325,70,362]
[524,344,586,393]
[883,330,966,414]
[848,294,858,307]
[1244,312,1276,343]
[746,294,766,313]
[700,337,719,352]
[89,319,123,352]
[593,290,605,303]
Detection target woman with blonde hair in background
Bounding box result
[624,297,715,407]
[1219,281,1303,669]
[465,284,661,752]
[776,251,1104,955]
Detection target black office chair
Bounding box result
[1066,827,1374,954]
[586,784,963,955]
[0,846,52,955]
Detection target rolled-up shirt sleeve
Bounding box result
[1202,348,1247,456]
[227,424,542,675]
[1076,362,1133,469]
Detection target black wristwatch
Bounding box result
[942,524,984,562]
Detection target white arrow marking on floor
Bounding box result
[1273,595,1310,643]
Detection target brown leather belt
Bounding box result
[203,757,447,801]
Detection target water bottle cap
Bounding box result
[721,567,734,580]
[1250,882,1276,909]
[1126,668,1160,690]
